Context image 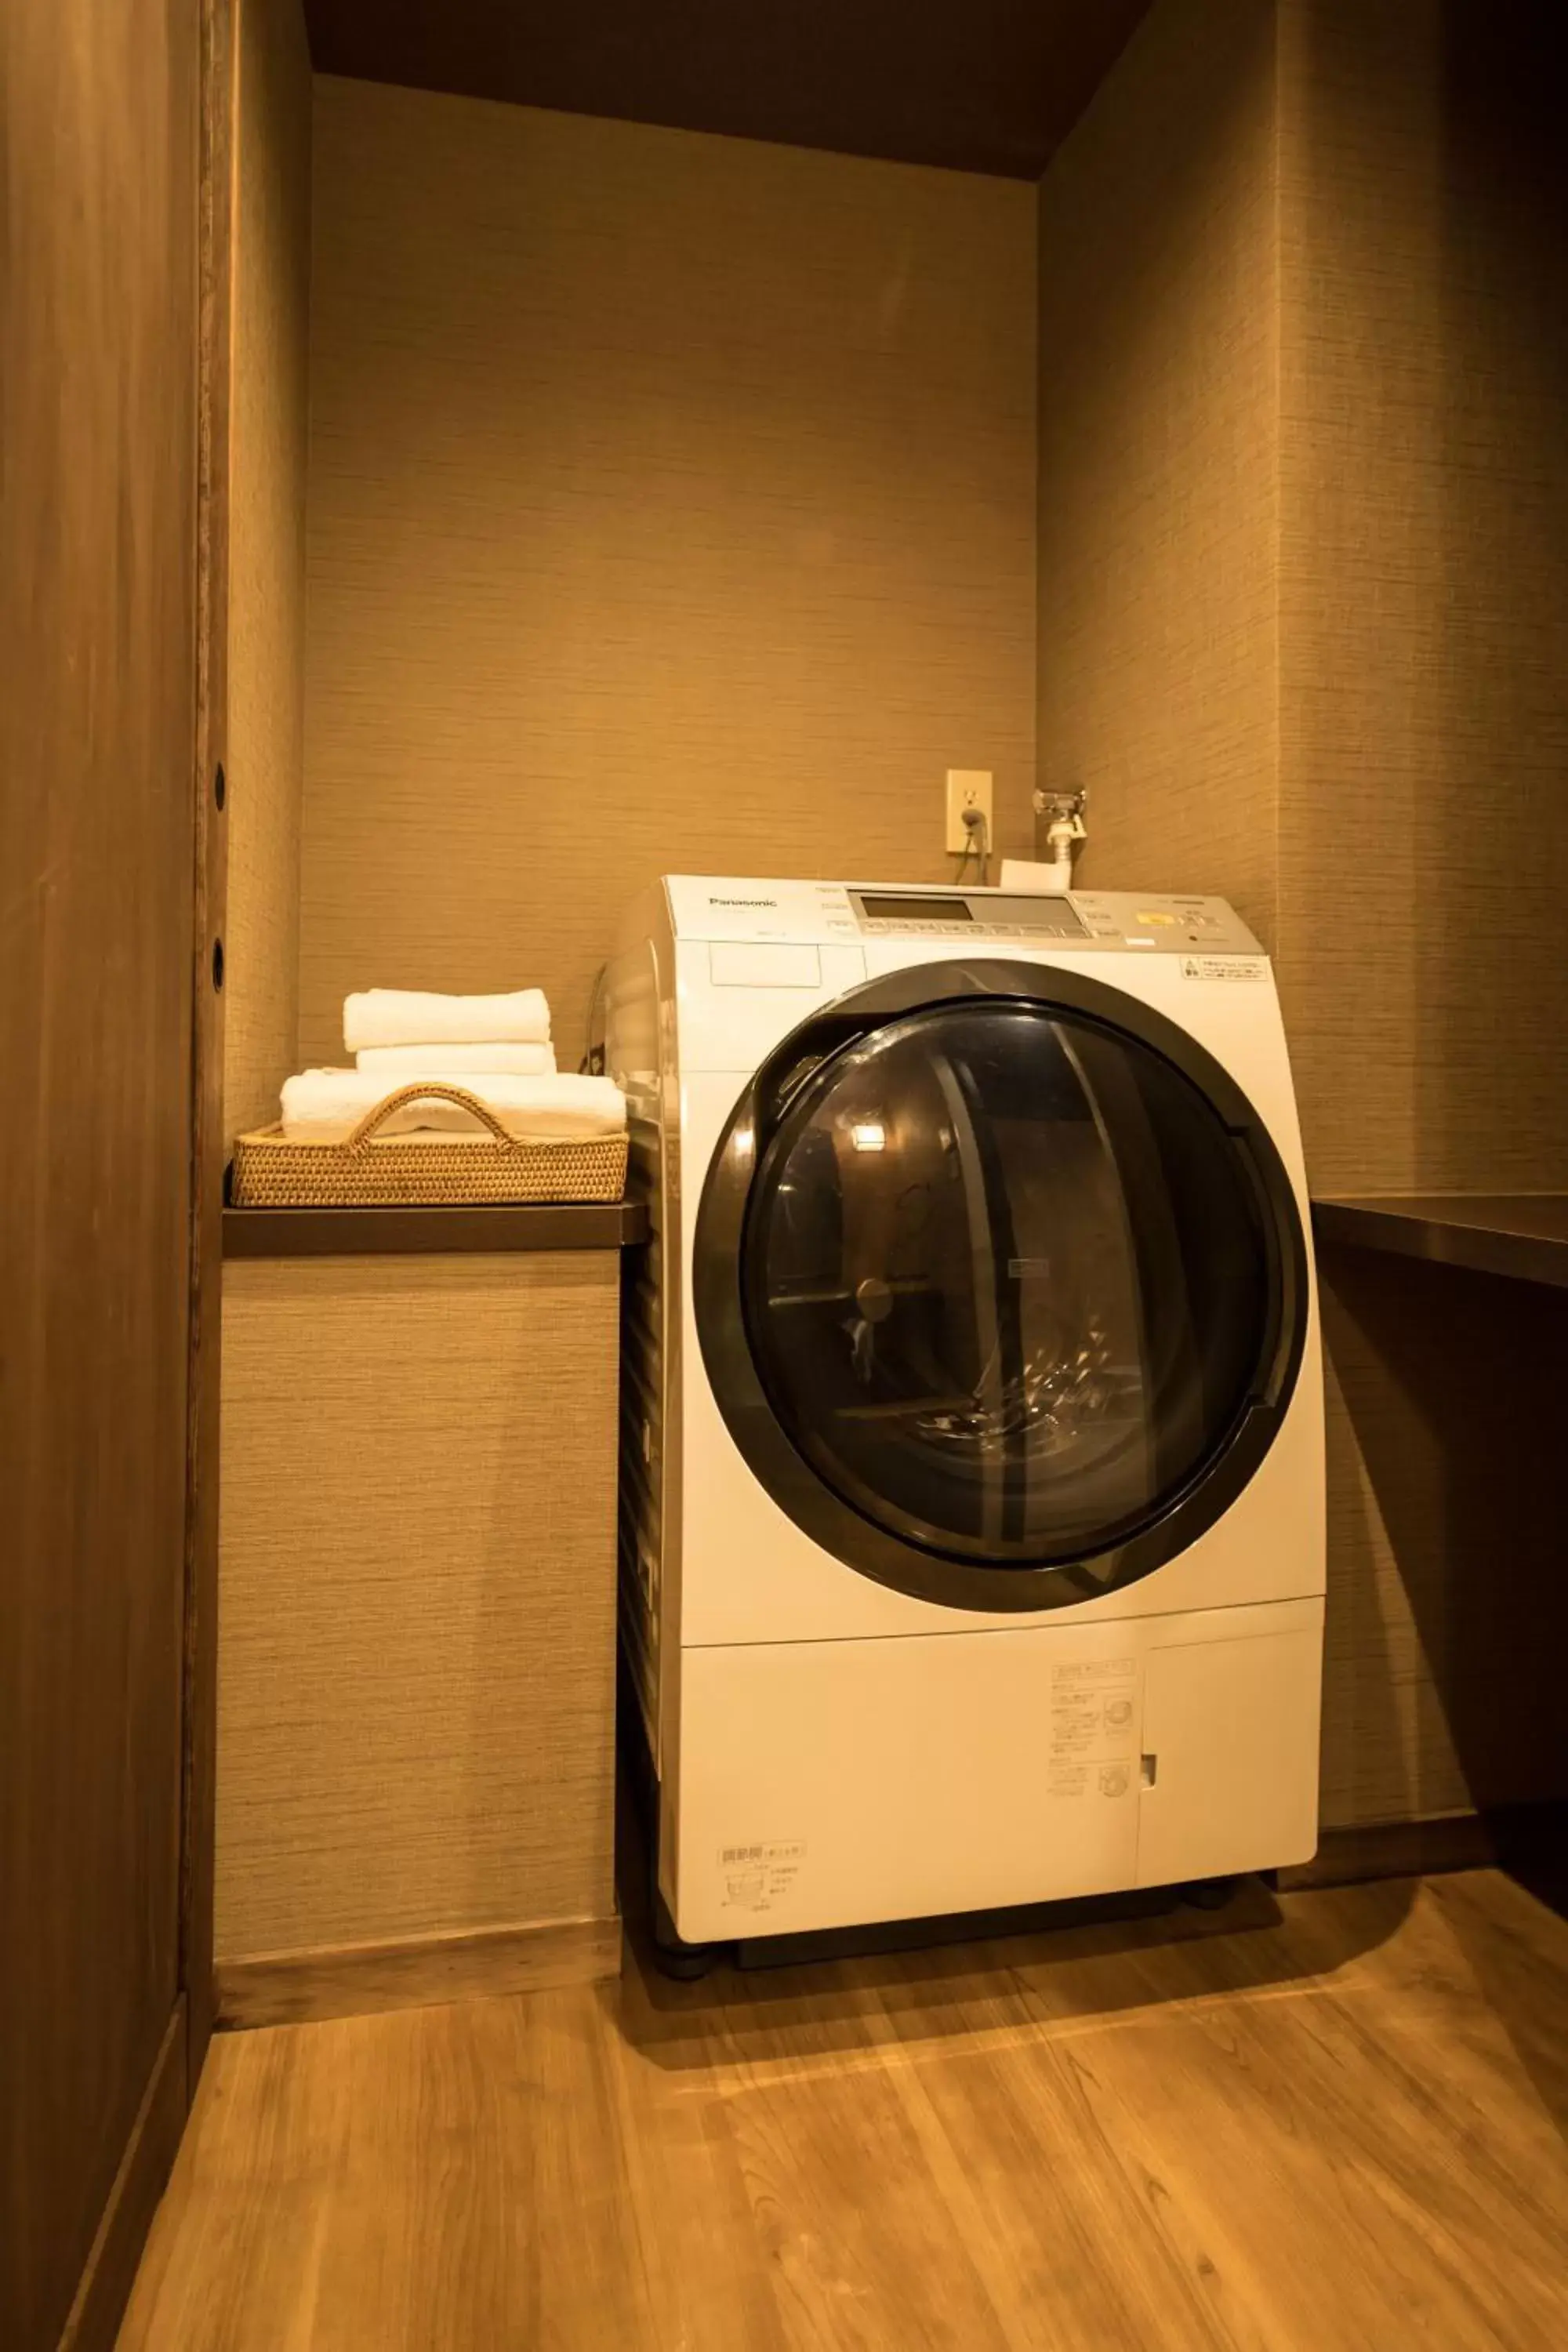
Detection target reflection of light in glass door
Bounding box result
[1050,1022,1155,1524]
[929,1050,1005,1550]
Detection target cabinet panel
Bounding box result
[1137,1629,1323,1887]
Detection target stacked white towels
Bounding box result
[276,986,627,1145]
[355,1042,556,1077]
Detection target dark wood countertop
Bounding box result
[223,1200,649,1258]
[1312,1193,1568,1290]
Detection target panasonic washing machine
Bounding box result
[604,877,1325,1954]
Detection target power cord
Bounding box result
[952,804,990,887]
[580,962,608,1074]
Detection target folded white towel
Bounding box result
[343,988,551,1054]
[354,1041,557,1078]
[279,1069,626,1145]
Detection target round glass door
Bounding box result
[695,963,1307,1610]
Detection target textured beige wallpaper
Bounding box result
[216,1252,620,1961]
[1276,0,1568,1196]
[1035,0,1279,942]
[223,0,311,1145]
[1036,0,1568,1834]
[1277,0,1568,1830]
[299,80,1037,1069]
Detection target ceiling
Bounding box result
[302,0,1152,180]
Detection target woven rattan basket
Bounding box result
[230,1083,629,1209]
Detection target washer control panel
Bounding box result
[666,877,1262,956]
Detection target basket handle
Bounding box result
[345,1083,520,1154]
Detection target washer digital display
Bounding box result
[858,894,975,924]
[854,891,1088,936]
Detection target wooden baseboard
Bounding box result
[58,1997,188,2352]
[216,1912,622,2030]
[1281,1803,1566,1890]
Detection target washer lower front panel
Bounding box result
[669,1598,1322,1942]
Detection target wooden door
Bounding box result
[0,2,207,2344]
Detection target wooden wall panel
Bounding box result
[299,80,1037,1068]
[223,0,313,1146]
[1035,0,1279,941]
[183,0,238,2090]
[216,1253,621,1959]
[0,2,200,2343]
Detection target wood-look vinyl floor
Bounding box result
[119,1870,1568,2350]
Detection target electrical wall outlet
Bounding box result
[945,768,993,856]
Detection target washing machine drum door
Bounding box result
[695,961,1309,1613]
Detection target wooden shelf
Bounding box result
[1312,1194,1568,1290]
[223,1200,648,1258]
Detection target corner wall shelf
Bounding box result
[1312,1194,1568,1291]
[223,1200,648,1258]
